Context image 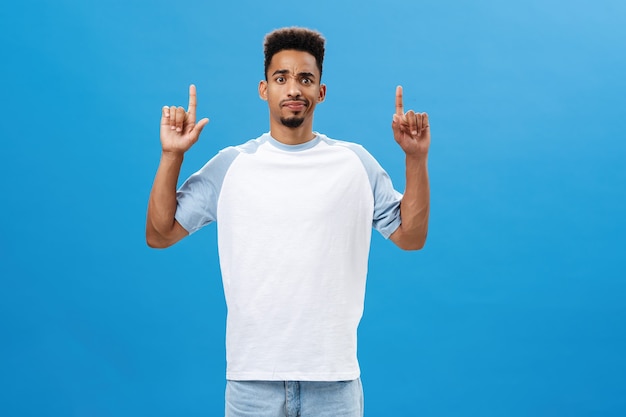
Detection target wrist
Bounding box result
[161,150,185,163]
[405,153,428,166]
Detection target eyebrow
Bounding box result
[271,69,317,79]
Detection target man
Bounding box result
[146,27,430,417]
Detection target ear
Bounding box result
[259,80,268,100]
[318,84,327,103]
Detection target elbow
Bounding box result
[145,220,186,249]
[396,232,427,251]
[391,219,429,251]
[145,227,171,249]
[146,238,162,249]
[399,239,426,251]
[146,233,165,249]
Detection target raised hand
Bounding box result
[391,86,430,156]
[160,84,210,155]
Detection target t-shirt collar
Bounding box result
[266,132,321,152]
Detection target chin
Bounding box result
[280,117,305,128]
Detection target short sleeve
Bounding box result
[344,144,403,239]
[174,147,239,234]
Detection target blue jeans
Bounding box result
[225,379,364,417]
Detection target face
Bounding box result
[259,49,326,129]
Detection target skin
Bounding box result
[146,52,430,250]
[258,49,326,145]
[388,85,430,250]
[145,85,207,248]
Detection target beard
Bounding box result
[280,116,305,128]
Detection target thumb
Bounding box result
[193,117,210,135]
[391,114,402,130]
[160,106,170,126]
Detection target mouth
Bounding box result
[281,100,308,112]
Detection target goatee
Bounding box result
[280,117,305,128]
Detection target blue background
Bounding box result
[1,0,625,415]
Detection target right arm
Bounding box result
[146,85,209,248]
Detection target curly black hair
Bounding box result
[263,27,325,80]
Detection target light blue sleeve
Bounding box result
[174,147,240,234]
[345,144,403,239]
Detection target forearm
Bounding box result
[393,154,430,250]
[146,152,186,247]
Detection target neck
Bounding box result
[269,120,316,145]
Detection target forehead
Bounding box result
[268,49,319,76]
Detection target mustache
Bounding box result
[280,98,309,106]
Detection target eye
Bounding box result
[301,78,312,85]
[276,76,286,83]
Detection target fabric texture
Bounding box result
[225,379,363,417]
[175,132,402,381]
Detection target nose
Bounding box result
[286,77,301,97]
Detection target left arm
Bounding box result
[389,85,431,250]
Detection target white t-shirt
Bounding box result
[175,132,402,381]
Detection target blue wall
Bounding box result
[1,0,625,415]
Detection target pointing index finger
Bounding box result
[395,85,404,116]
[188,84,198,123]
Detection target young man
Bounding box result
[146,27,430,417]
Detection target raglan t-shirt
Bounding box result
[175,132,402,381]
